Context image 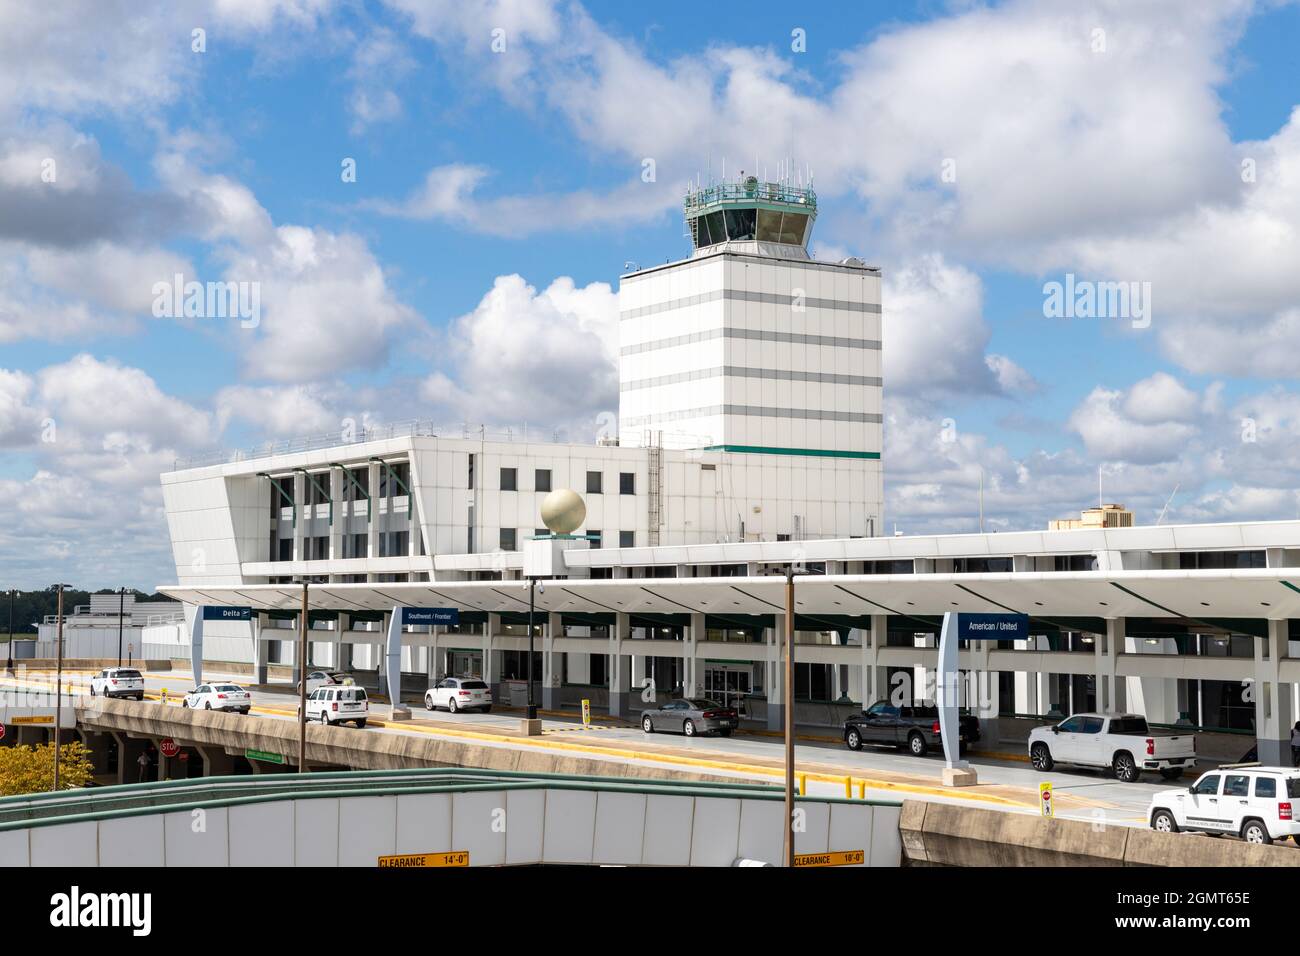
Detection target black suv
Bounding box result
[844,701,981,757]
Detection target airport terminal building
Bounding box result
[154,179,1300,764]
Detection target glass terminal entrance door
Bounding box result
[704,664,752,712]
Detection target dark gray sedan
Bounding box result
[641,698,739,738]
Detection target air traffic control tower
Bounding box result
[617,174,884,538]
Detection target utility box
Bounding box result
[523,535,590,579]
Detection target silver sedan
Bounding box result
[641,698,739,738]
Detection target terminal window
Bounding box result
[535,468,552,492]
[499,528,517,551]
[587,470,603,494]
[619,472,635,495]
[589,530,602,548]
[619,531,635,548]
[500,467,517,491]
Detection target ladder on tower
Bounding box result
[647,433,663,546]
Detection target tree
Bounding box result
[0,740,94,796]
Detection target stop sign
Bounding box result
[0,722,6,741]
[159,738,180,758]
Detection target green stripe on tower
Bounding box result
[701,445,880,460]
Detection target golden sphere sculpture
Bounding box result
[540,488,586,535]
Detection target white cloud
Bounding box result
[369,163,677,237]
[346,27,415,132]
[37,354,213,453]
[0,369,40,447]
[423,274,618,428]
[214,383,340,437]
[883,254,1033,396]
[1069,380,1200,465]
[0,354,223,588]
[227,224,418,382]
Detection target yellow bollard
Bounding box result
[857,780,867,800]
[798,772,807,796]
[844,775,852,798]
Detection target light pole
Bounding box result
[297,578,309,773]
[525,578,544,721]
[764,562,809,867]
[52,583,72,791]
[5,588,15,674]
[116,586,127,667]
[782,566,795,867]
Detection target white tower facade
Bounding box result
[618,175,884,538]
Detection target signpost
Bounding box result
[159,738,180,758]
[388,608,461,721]
[937,611,1030,787]
[581,698,591,730]
[1040,782,1054,818]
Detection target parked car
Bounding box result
[1029,712,1196,782]
[844,701,980,757]
[425,677,492,713]
[303,684,368,727]
[1148,765,1300,845]
[641,698,738,737]
[183,682,251,714]
[89,667,145,701]
[305,670,350,693]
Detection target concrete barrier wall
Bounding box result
[73,698,757,784]
[0,784,901,868]
[900,800,1300,867]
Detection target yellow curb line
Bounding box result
[0,676,1048,810]
[248,702,1023,807]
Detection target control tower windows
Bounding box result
[756,209,808,244]
[723,208,756,241]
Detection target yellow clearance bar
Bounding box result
[793,849,865,868]
[377,851,469,868]
[10,715,55,725]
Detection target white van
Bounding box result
[1148,765,1300,845]
[304,685,368,728]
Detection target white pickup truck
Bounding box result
[1028,712,1196,783]
[88,667,145,701]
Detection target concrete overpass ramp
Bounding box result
[0,768,903,867]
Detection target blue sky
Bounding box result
[2,0,1300,588]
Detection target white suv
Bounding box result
[89,667,145,700]
[1148,765,1300,845]
[304,685,368,727]
[425,677,491,713]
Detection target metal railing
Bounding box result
[173,420,578,470]
[684,180,817,214]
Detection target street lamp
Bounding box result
[762,562,811,867]
[296,578,309,773]
[5,588,15,674]
[51,583,73,791]
[116,585,128,667]
[524,578,545,721]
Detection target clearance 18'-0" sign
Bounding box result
[793,850,866,867]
